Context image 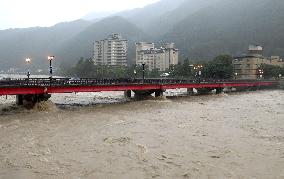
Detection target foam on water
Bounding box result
[33,100,58,112]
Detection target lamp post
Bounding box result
[48,56,54,78]
[234,72,238,80]
[133,69,137,81]
[258,69,264,79]
[257,69,264,90]
[189,64,194,78]
[25,58,31,79]
[194,64,203,83]
[142,63,145,82]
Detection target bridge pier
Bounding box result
[215,88,223,94]
[196,88,213,95]
[124,90,132,98]
[250,86,258,91]
[133,90,153,99]
[235,86,247,92]
[133,89,164,99]
[16,95,24,105]
[187,88,194,95]
[16,94,51,106]
[155,90,164,97]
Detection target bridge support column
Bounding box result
[235,86,247,92]
[133,90,155,99]
[187,88,194,95]
[154,90,163,97]
[196,88,212,95]
[16,95,24,105]
[124,90,132,98]
[16,94,51,106]
[250,86,258,91]
[215,88,223,94]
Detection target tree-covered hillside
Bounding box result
[162,0,284,60]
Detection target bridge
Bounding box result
[0,78,279,105]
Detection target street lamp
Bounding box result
[189,64,194,78]
[194,64,203,83]
[234,72,238,80]
[258,69,264,79]
[48,56,54,78]
[25,58,31,79]
[142,63,145,82]
[133,69,137,80]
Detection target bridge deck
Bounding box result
[0,78,279,95]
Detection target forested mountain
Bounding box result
[0,0,284,71]
[162,0,284,60]
[0,20,91,70]
[141,0,221,36]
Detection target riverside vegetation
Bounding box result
[62,55,284,80]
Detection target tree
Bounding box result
[74,58,95,77]
[203,55,233,79]
[261,64,284,79]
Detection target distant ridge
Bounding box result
[0,0,284,71]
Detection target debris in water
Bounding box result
[103,137,131,145]
[137,144,148,154]
[210,155,221,159]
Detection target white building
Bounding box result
[136,42,179,71]
[248,44,263,55]
[93,34,128,66]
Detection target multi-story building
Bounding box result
[93,34,128,66]
[233,45,284,79]
[136,42,179,71]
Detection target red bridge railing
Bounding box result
[0,78,276,87]
[0,78,279,95]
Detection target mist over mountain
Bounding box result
[147,0,223,37]
[116,0,186,33]
[0,0,283,72]
[0,20,91,71]
[82,11,117,21]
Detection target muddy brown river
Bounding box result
[0,90,283,178]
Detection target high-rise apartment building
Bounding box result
[136,42,179,71]
[93,34,128,66]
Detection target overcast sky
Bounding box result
[0,0,160,30]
